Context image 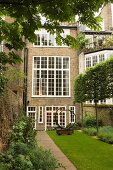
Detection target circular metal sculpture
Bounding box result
[55,108,75,135]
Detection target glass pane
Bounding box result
[56,70,62,96]
[34,57,40,68]
[86,57,91,68]
[56,57,62,69]
[41,57,47,68]
[34,34,40,45]
[63,58,69,69]
[41,34,48,46]
[48,57,54,69]
[92,56,97,66]
[49,34,55,46]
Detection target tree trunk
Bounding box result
[81,102,84,129]
[95,102,98,134]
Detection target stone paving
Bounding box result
[36,131,77,170]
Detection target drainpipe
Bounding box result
[23,47,28,113]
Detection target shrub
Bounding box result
[83,127,97,136]
[98,126,113,144]
[83,114,102,127]
[0,115,62,170]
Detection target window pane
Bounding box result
[41,34,48,46]
[34,57,40,68]
[56,57,62,69]
[56,70,62,95]
[63,71,69,95]
[99,54,105,62]
[92,56,97,66]
[48,57,54,69]
[63,58,69,69]
[86,57,91,68]
[49,34,55,46]
[48,70,54,95]
[41,57,47,68]
[34,34,40,45]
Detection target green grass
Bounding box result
[47,131,113,170]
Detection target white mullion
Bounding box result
[62,57,63,96]
[54,57,56,96]
[47,57,48,96]
[35,107,37,129]
[32,57,34,96]
[69,57,70,97]
[39,57,41,96]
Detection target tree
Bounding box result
[0,0,110,65]
[74,57,113,133]
[74,74,87,127]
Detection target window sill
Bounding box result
[33,45,68,48]
[32,95,71,98]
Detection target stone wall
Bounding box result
[83,104,113,126]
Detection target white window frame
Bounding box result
[69,106,76,123]
[45,106,66,130]
[27,106,37,129]
[38,106,43,123]
[33,29,70,48]
[32,56,70,97]
[85,56,91,69]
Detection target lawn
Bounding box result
[47,130,113,170]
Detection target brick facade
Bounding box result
[26,28,80,130]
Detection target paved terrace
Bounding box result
[36,131,77,170]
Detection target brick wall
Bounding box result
[26,29,80,130]
[83,104,113,126]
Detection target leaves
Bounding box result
[0,0,111,65]
[74,56,113,103]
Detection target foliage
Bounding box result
[103,37,113,48]
[83,114,103,127]
[0,0,111,65]
[74,56,113,132]
[74,73,87,103]
[0,66,7,95]
[83,127,97,136]
[98,126,113,144]
[48,130,113,170]
[74,57,113,103]
[0,115,61,170]
[0,65,24,95]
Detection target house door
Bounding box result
[45,106,66,130]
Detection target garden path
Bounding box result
[36,131,77,170]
